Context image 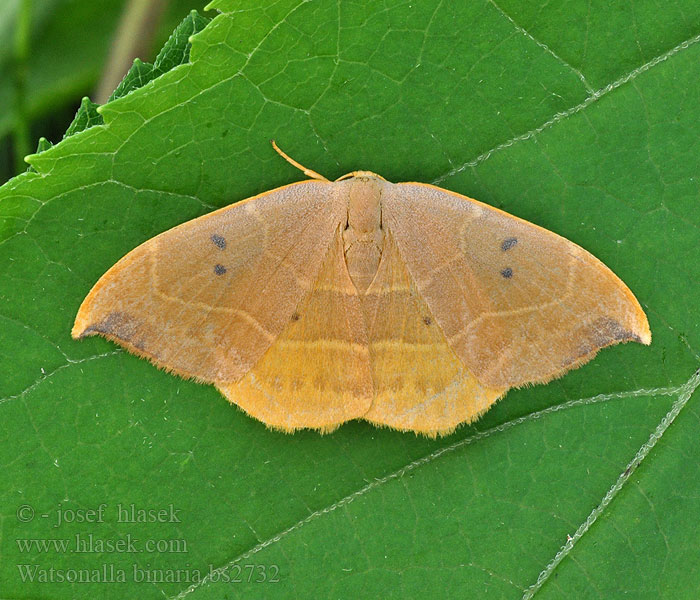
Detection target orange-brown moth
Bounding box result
[72,142,650,436]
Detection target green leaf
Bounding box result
[2,1,699,599]
[33,135,52,153]
[63,97,101,138]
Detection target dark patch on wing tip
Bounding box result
[211,234,226,250]
[590,317,636,346]
[563,317,640,367]
[422,316,432,326]
[291,312,301,321]
[83,311,145,349]
[501,237,518,251]
[500,267,513,279]
[214,264,227,276]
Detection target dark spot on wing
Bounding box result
[211,234,226,250]
[423,316,432,326]
[214,264,227,276]
[501,237,518,251]
[291,312,301,321]
[501,267,513,279]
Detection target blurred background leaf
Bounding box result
[1,1,699,598]
[0,0,210,182]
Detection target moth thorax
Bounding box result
[347,177,382,233]
[343,177,384,294]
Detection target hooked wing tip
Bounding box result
[632,305,652,345]
[637,321,652,346]
[71,314,88,339]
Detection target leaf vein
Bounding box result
[487,0,594,93]
[434,29,700,184]
[521,367,700,599]
[170,382,682,600]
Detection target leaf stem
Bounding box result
[13,0,32,174]
[95,0,166,104]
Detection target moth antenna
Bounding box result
[271,140,330,182]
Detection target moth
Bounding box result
[73,142,650,436]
